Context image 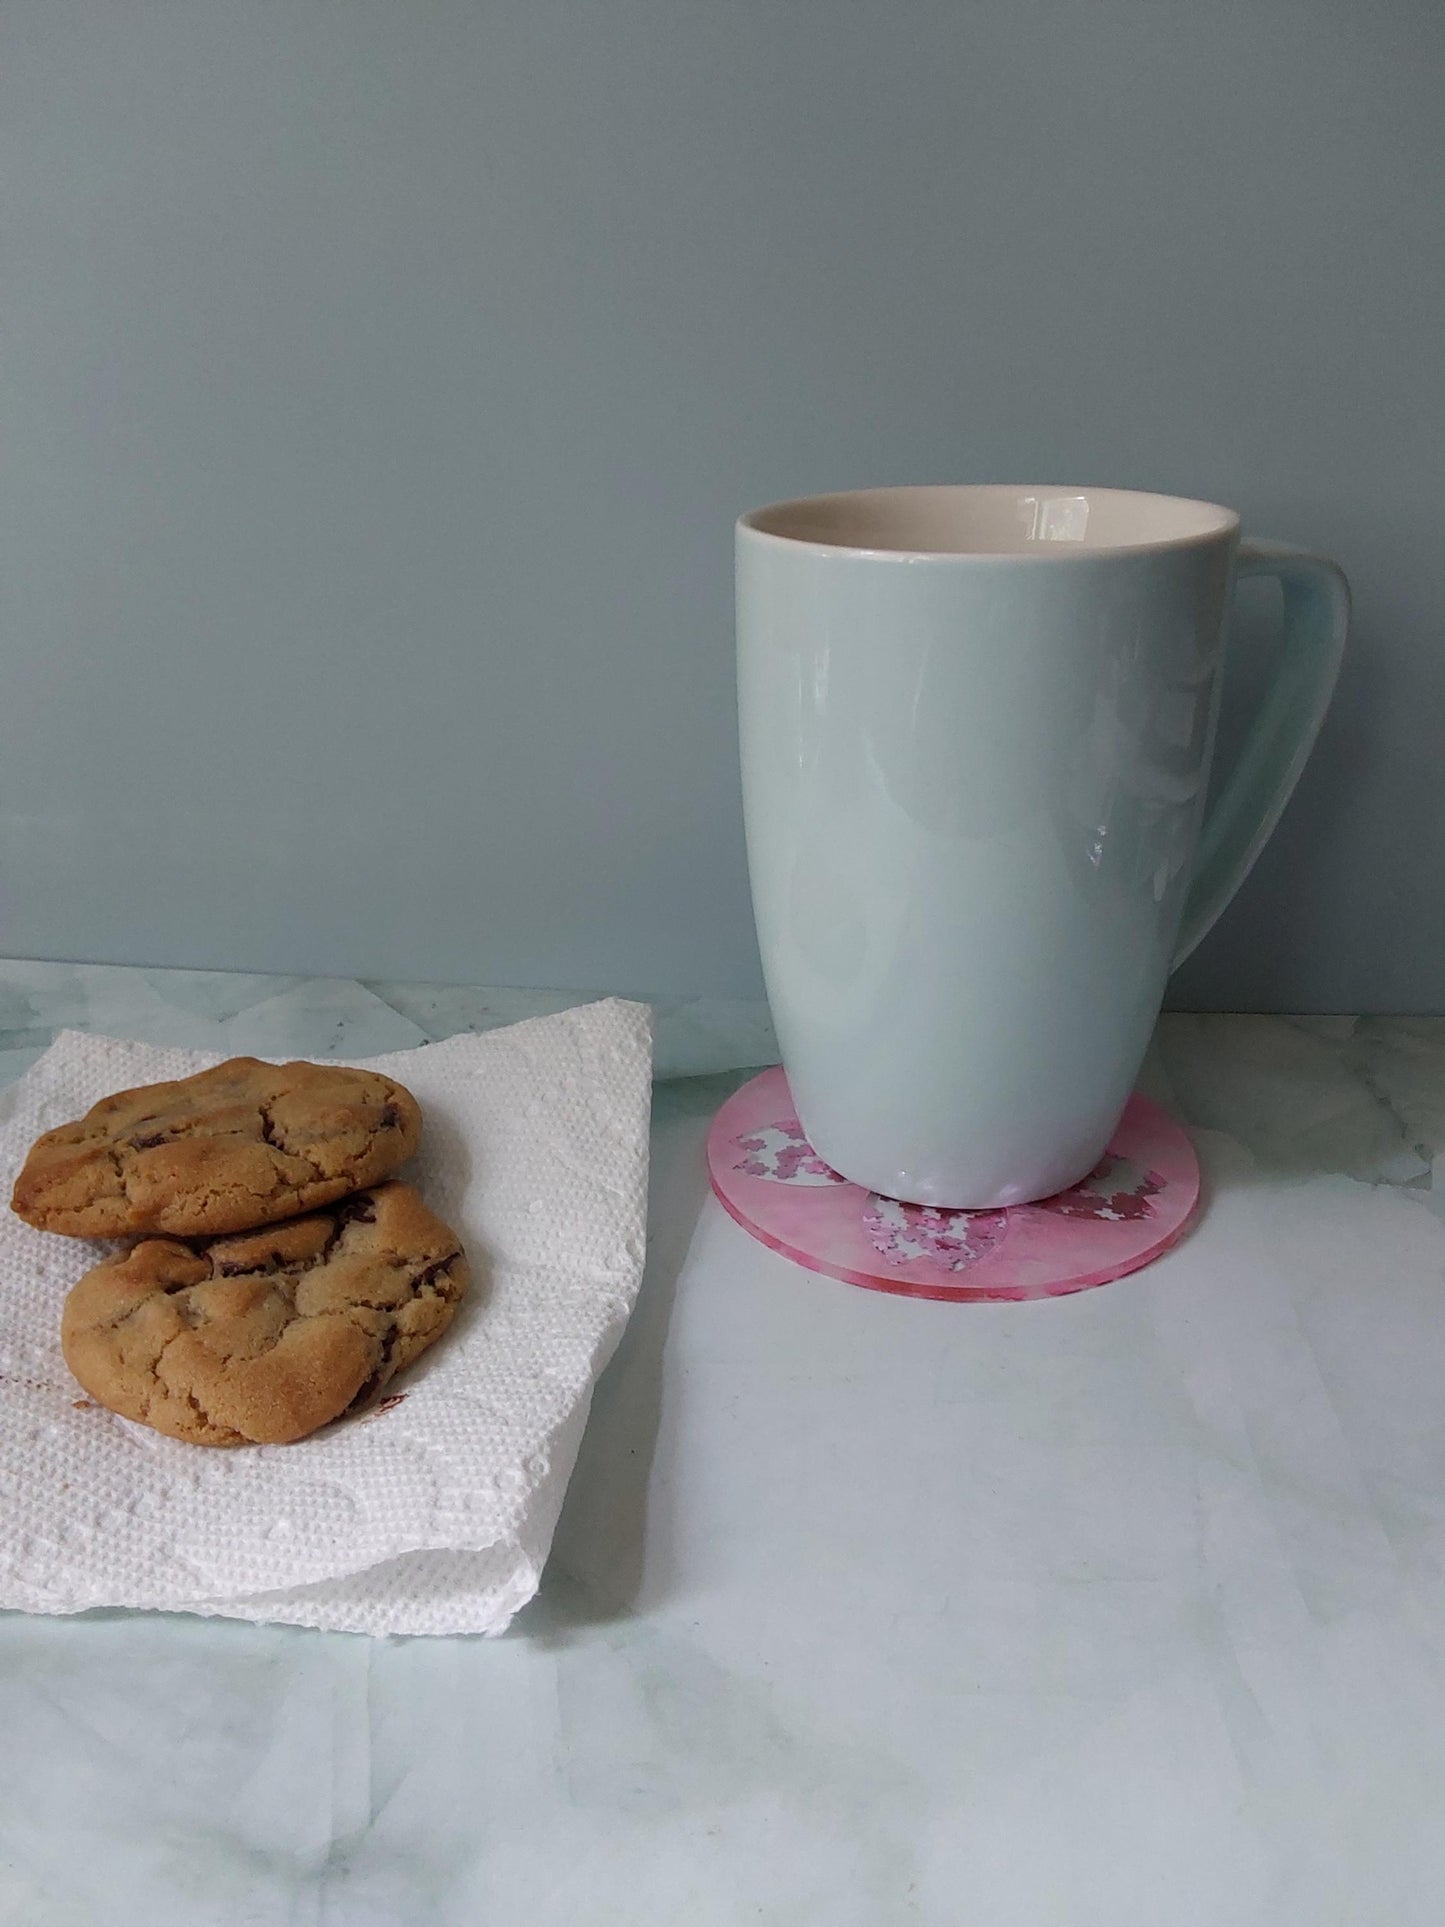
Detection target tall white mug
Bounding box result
[737,485,1348,1207]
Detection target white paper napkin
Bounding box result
[0,999,652,1636]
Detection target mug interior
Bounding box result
[740,485,1238,557]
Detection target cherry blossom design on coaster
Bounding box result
[1040,1155,1162,1224]
[732,1118,848,1186]
[707,1066,1200,1303]
[862,1197,1009,1273]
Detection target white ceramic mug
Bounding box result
[737,485,1349,1207]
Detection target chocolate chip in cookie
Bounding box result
[11,1057,421,1239]
[60,1181,467,1446]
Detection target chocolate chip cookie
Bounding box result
[11,1057,421,1238]
[60,1181,467,1445]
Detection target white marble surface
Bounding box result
[3,963,1445,1922]
[0,959,780,1090]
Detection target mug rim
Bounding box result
[737,483,1241,561]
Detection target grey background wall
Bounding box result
[2,1,1440,1007]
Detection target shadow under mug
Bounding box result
[736,484,1349,1208]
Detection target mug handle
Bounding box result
[1172,537,1350,967]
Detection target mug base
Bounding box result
[708,1067,1200,1304]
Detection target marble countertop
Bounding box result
[3,961,1445,1923]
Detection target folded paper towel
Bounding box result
[0,999,652,1636]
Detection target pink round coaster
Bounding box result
[707,1067,1200,1303]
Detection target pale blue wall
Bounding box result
[2,1,1440,1006]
